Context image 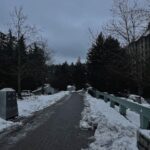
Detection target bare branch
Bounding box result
[104,0,148,45]
[9,6,38,43]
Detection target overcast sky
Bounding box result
[0,0,113,64]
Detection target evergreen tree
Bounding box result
[23,42,48,90]
[73,57,86,90]
[87,33,129,93]
[0,30,50,92]
[87,33,105,90]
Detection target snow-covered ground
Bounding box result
[0,118,21,133]
[18,91,69,117]
[80,93,139,150]
[0,91,69,133]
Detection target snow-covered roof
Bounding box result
[129,23,150,45]
[140,129,150,140]
[0,88,15,92]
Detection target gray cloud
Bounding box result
[0,0,112,64]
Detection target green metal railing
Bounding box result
[89,89,150,129]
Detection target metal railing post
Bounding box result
[119,105,127,116]
[110,100,115,108]
[140,115,150,129]
[104,96,108,102]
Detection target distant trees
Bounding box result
[48,59,87,90]
[24,42,49,90]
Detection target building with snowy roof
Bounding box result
[128,23,150,95]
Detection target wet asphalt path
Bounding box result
[3,92,93,150]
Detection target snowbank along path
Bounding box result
[80,94,138,150]
[1,92,93,150]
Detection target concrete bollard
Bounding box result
[0,88,18,120]
[110,101,115,108]
[119,105,127,116]
[140,115,150,129]
[104,96,109,102]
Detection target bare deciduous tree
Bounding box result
[10,7,37,98]
[10,6,37,42]
[104,0,147,45]
[36,38,53,65]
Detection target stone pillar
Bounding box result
[0,89,18,120]
[137,130,150,150]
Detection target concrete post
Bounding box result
[110,101,115,108]
[140,115,149,129]
[119,105,127,116]
[104,96,108,102]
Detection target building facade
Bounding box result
[128,24,150,95]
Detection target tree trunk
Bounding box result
[137,79,143,96]
[17,43,22,99]
[17,70,22,99]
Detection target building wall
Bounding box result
[127,30,150,94]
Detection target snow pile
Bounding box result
[67,85,76,92]
[128,94,148,104]
[0,91,69,133]
[0,118,21,133]
[18,91,69,117]
[80,94,138,150]
[0,88,15,91]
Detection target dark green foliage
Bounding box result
[0,30,49,91]
[48,60,87,90]
[87,33,131,93]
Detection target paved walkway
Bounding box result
[4,92,93,150]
